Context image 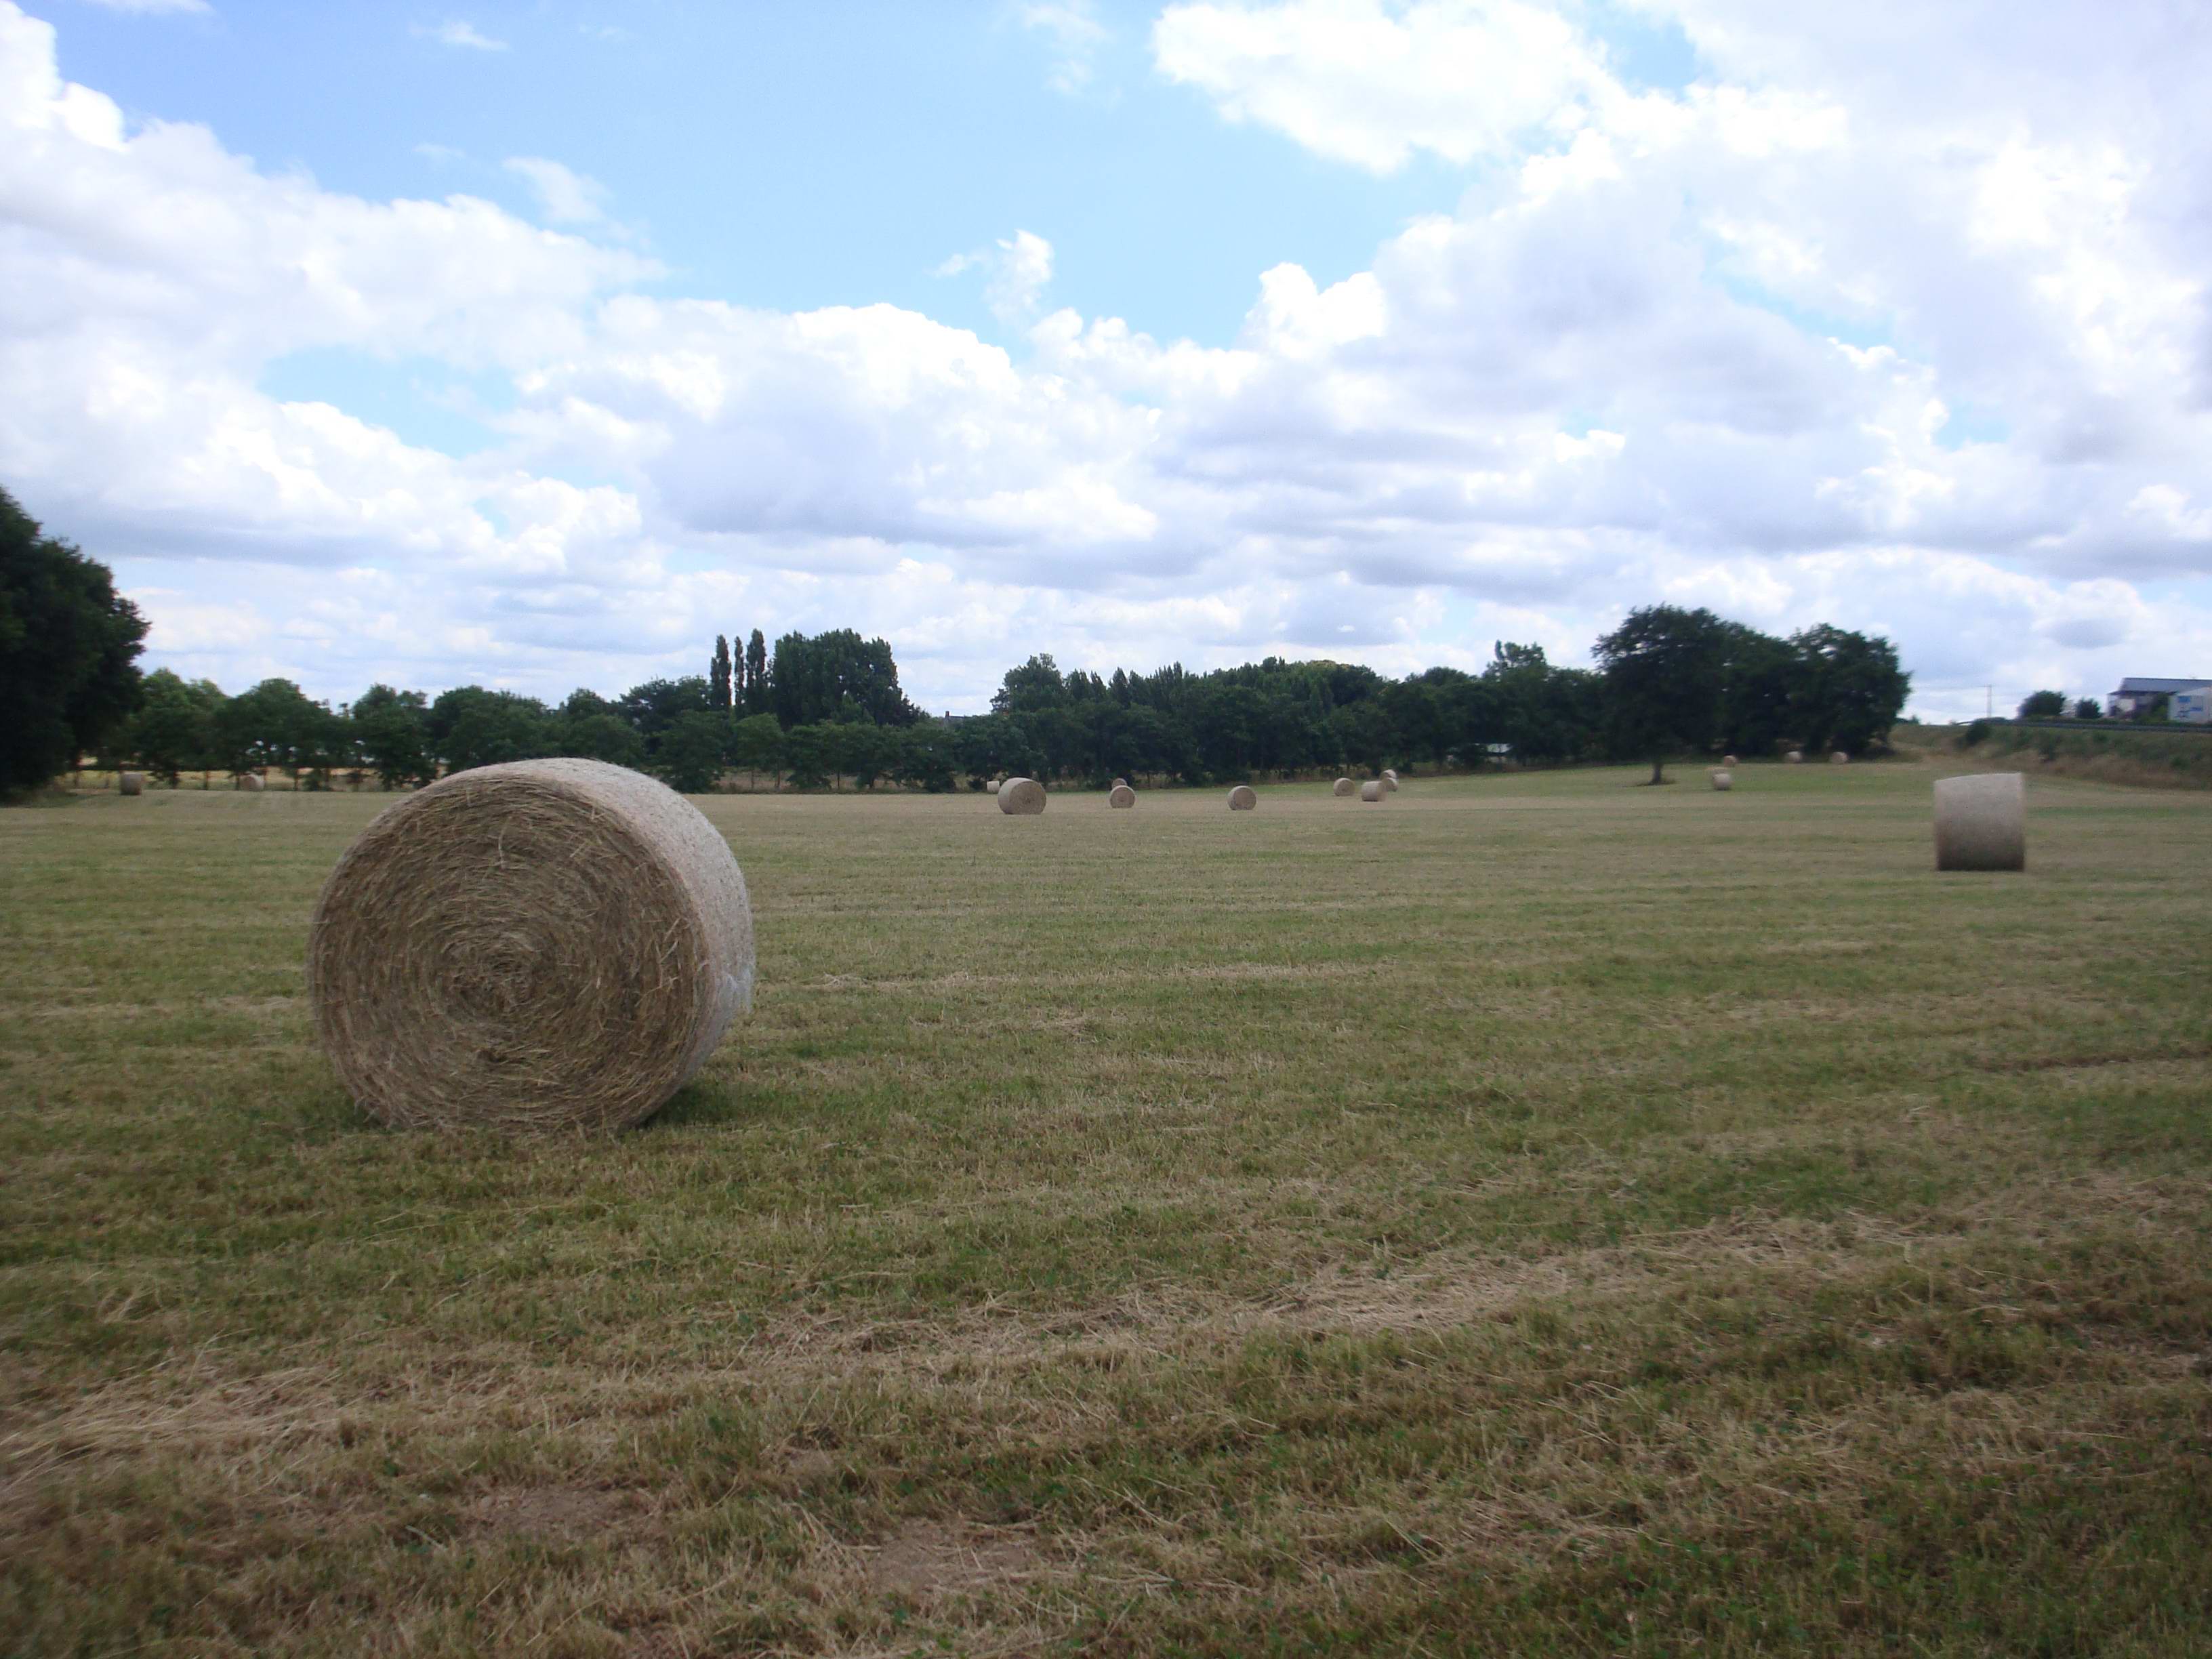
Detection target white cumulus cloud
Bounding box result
[937,230,1057,325]
[414,19,507,52]
[1019,1,1111,94]
[1153,0,1620,171]
[0,0,2208,718]
[504,156,609,226]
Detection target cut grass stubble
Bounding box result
[2,762,2209,1656]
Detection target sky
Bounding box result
[3,0,2210,720]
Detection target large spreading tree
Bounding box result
[1595,605,1733,784]
[770,628,919,727]
[1787,624,1910,752]
[1,488,146,796]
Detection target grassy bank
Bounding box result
[1894,718,2212,790]
[3,764,2209,1654]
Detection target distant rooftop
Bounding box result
[2112,676,2212,695]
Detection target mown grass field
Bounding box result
[4,761,2210,1656]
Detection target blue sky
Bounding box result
[6,0,2211,716]
[57,2,1498,346]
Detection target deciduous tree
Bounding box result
[0,487,146,796]
[127,669,223,785]
[1789,625,1910,752]
[655,710,730,794]
[352,684,434,788]
[1595,605,1732,784]
[428,687,554,773]
[729,712,785,787]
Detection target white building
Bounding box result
[2108,677,2212,718]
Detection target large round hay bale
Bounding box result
[1332,777,1354,796]
[1830,750,1849,764]
[118,771,144,796]
[1723,754,1738,766]
[1227,785,1256,811]
[1933,773,2026,872]
[1109,784,1136,808]
[998,777,1046,815]
[306,758,754,1132]
[1382,775,1399,792]
[238,772,265,792]
[1382,768,1399,783]
[1711,770,1734,791]
[1786,750,1803,764]
[1111,777,1128,789]
[1359,780,1383,802]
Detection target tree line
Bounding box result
[106,624,939,794]
[5,487,1910,797]
[96,609,1906,795]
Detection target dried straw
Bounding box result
[1109,784,1136,808]
[1934,773,2026,872]
[1711,770,1734,791]
[1332,777,1354,796]
[1723,754,1738,765]
[1830,750,1849,764]
[998,777,1046,815]
[1227,785,1256,811]
[1112,777,1128,789]
[1383,775,1399,792]
[306,758,755,1132]
[1786,751,1803,764]
[117,771,144,796]
[1360,780,1383,802]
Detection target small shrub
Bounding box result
[1959,720,1992,748]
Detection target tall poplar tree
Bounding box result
[744,629,769,716]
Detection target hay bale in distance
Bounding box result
[1711,770,1734,791]
[1786,750,1803,764]
[998,777,1046,815]
[1723,754,1738,766]
[1382,768,1399,783]
[1382,775,1399,792]
[1332,777,1355,796]
[1109,784,1136,808]
[306,758,755,1132]
[1111,777,1128,789]
[117,771,144,796]
[238,772,265,792]
[1360,780,1383,802]
[1934,773,2026,872]
[1830,750,1849,764]
[1227,785,1256,811]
